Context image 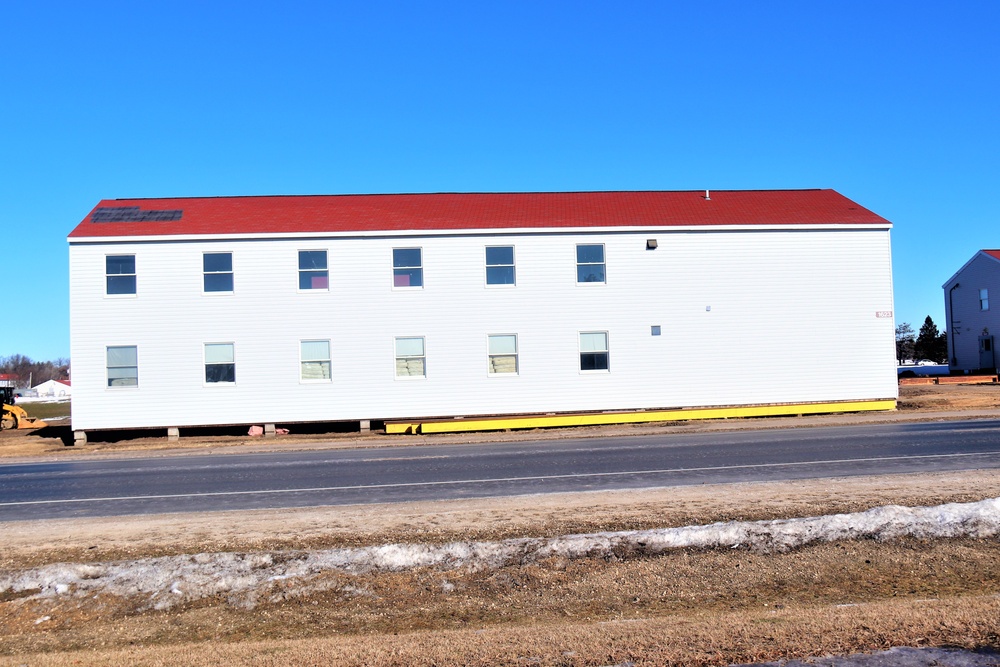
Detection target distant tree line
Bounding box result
[895,316,948,364]
[0,355,70,387]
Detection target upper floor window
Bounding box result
[576,244,605,283]
[203,252,234,293]
[299,250,329,290]
[205,343,236,384]
[580,332,609,371]
[486,246,515,286]
[393,248,423,287]
[106,345,138,387]
[981,288,990,311]
[488,334,518,374]
[106,255,136,295]
[301,340,332,381]
[395,336,426,377]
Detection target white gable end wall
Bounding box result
[70,227,896,431]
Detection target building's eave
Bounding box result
[941,250,1000,289]
[67,222,893,245]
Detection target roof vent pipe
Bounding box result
[704,190,711,201]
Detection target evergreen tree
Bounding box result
[914,316,944,362]
[895,323,916,363]
[935,330,949,364]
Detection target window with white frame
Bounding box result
[203,252,234,292]
[488,334,518,374]
[299,250,329,290]
[395,337,426,377]
[576,244,605,283]
[301,340,331,380]
[106,346,138,387]
[579,332,609,371]
[393,248,423,287]
[205,343,236,383]
[981,288,990,311]
[486,246,515,285]
[106,255,136,295]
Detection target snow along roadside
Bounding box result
[3,497,999,611]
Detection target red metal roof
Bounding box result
[983,250,1000,261]
[69,189,890,239]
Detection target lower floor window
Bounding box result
[205,343,236,383]
[488,334,518,374]
[580,332,609,371]
[107,345,138,387]
[395,337,426,377]
[301,340,332,380]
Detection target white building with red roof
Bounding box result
[68,189,897,439]
[32,379,72,398]
[943,249,1000,372]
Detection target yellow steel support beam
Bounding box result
[384,400,896,435]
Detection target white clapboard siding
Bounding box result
[70,227,896,430]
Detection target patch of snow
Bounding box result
[1,497,998,611]
[896,364,950,377]
[735,645,1000,666]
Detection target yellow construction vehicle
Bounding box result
[1,387,47,430]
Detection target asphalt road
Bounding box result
[3,419,1000,521]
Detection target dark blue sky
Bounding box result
[3,1,998,359]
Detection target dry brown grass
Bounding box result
[3,386,1000,665]
[2,539,999,665]
[3,473,1000,665]
[4,597,1000,666]
[896,382,1000,411]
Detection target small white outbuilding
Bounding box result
[68,190,897,437]
[32,379,72,398]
